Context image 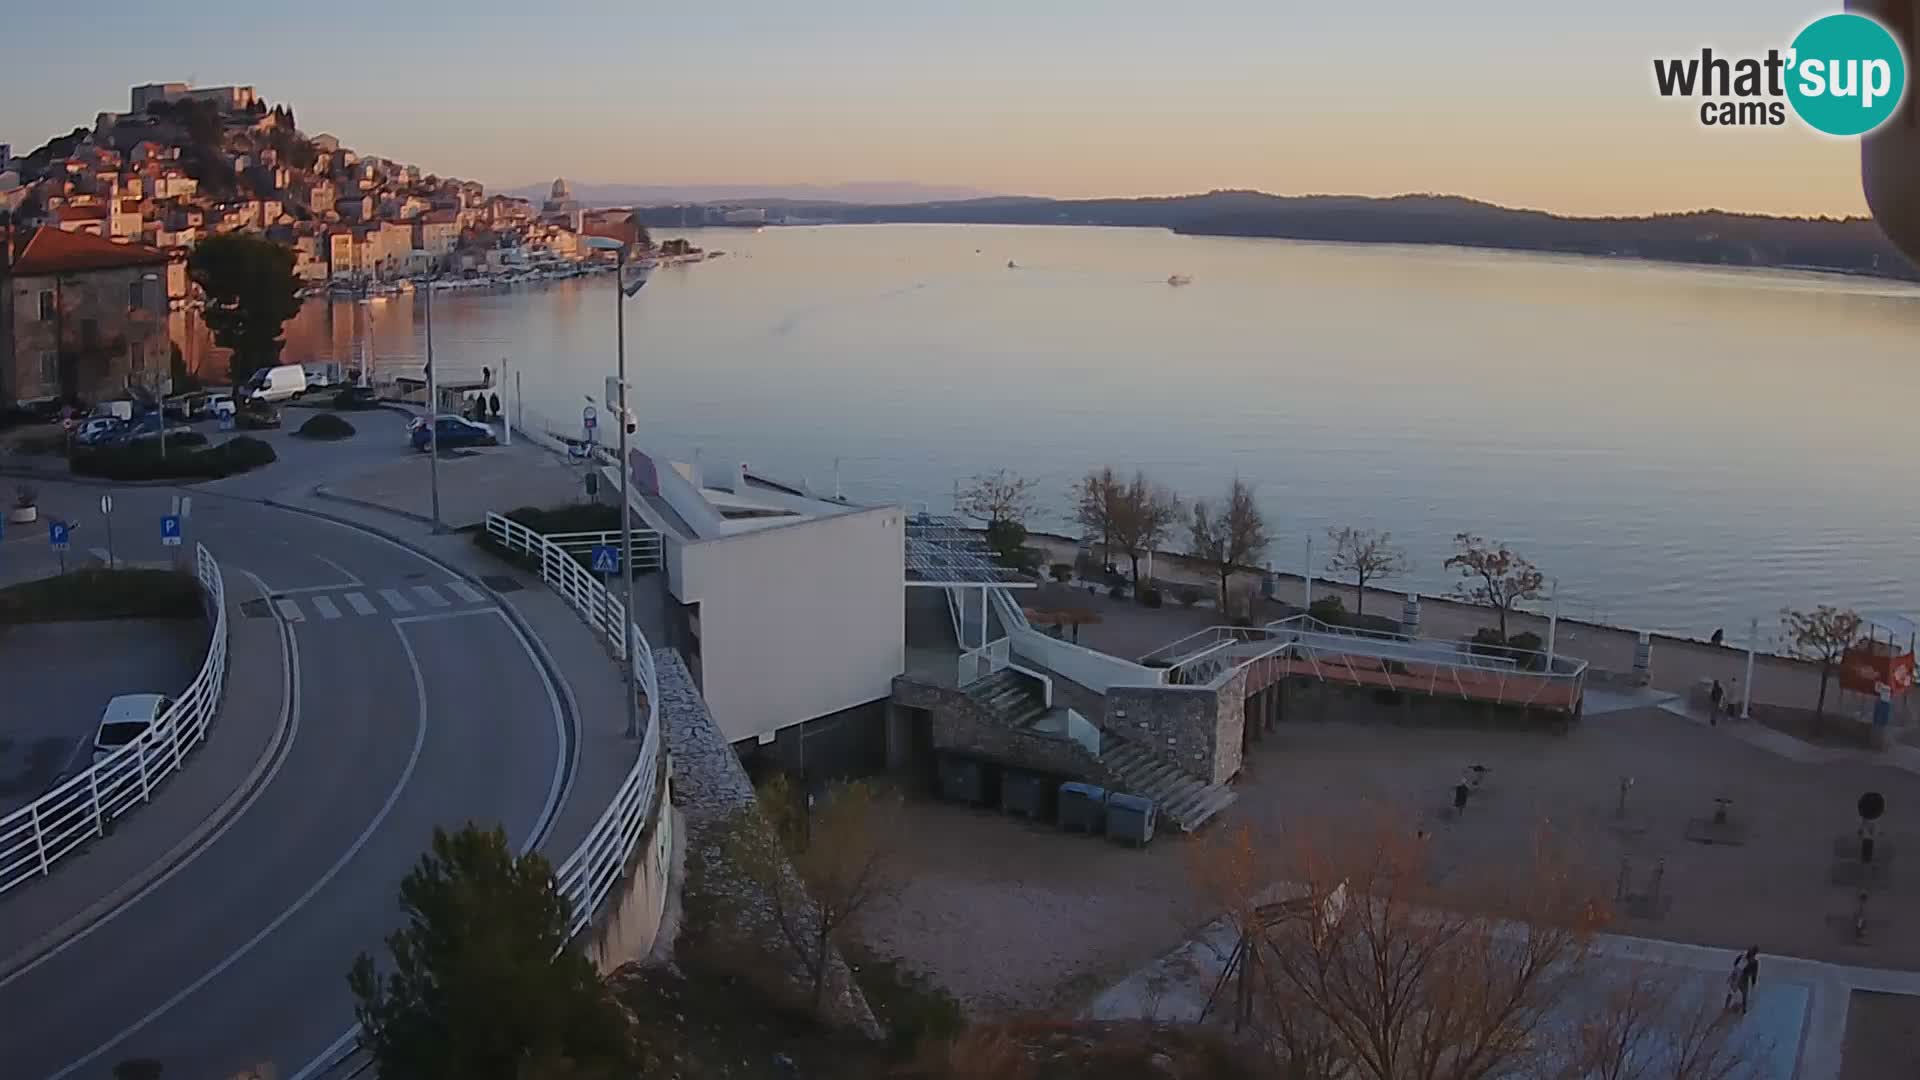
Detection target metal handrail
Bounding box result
[485,511,664,939]
[0,545,227,896]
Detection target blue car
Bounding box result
[409,415,497,452]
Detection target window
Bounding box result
[38,290,55,321]
[130,342,146,372]
[128,281,144,310]
[39,352,57,387]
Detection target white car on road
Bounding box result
[92,693,173,765]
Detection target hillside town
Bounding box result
[0,82,652,404]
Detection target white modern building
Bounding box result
[609,451,906,765]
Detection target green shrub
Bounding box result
[1140,586,1164,608]
[13,430,69,456]
[1049,562,1073,582]
[0,568,204,623]
[70,435,275,481]
[1179,585,1202,607]
[505,503,621,533]
[1108,583,1127,600]
[296,413,357,439]
[1308,595,1348,625]
[164,430,209,449]
[846,950,965,1055]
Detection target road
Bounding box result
[0,484,570,1079]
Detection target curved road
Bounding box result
[0,492,569,1079]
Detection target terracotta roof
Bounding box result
[54,205,108,221]
[11,227,172,274]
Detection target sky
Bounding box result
[0,0,1884,217]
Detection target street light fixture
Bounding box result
[583,233,651,739]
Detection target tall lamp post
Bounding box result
[584,234,651,738]
[424,283,441,532]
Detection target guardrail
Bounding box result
[485,511,665,939]
[542,529,664,572]
[0,544,227,896]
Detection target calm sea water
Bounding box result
[286,224,1920,638]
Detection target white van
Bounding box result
[242,364,308,403]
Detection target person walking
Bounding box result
[1709,679,1725,726]
[489,391,501,421]
[1724,946,1759,1013]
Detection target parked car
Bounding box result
[208,393,236,419]
[332,385,380,410]
[301,365,336,390]
[91,399,134,422]
[72,417,126,446]
[240,364,308,403]
[93,693,173,765]
[409,414,497,452]
[236,400,282,429]
[162,392,210,421]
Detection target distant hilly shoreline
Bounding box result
[640,189,1919,283]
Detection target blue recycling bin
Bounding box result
[1058,782,1108,834]
[937,753,987,806]
[1000,769,1051,820]
[1106,792,1156,846]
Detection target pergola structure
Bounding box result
[904,514,1034,680]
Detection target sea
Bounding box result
[281,223,1920,640]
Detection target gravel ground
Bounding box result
[858,705,1920,1016]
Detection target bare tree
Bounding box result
[1110,471,1180,595]
[1072,466,1124,571]
[1781,605,1864,724]
[1190,478,1272,609]
[1324,527,1410,620]
[956,468,1038,529]
[719,774,902,1013]
[1444,533,1545,641]
[1188,814,1618,1080]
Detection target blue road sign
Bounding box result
[161,514,183,547]
[590,545,619,574]
[219,411,235,432]
[49,520,70,551]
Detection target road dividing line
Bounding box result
[445,580,485,604]
[273,598,305,622]
[411,584,450,608]
[343,592,376,616]
[309,595,341,621]
[378,588,413,613]
[312,554,362,586]
[47,606,431,1080]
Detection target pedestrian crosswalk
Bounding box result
[267,582,491,623]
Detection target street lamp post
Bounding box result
[424,284,441,532]
[584,235,650,739]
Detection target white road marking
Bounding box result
[296,606,571,1080]
[312,554,362,586]
[273,598,304,622]
[343,592,376,616]
[378,588,413,613]
[0,569,301,992]
[89,547,112,567]
[49,614,431,1080]
[411,584,450,608]
[445,580,485,604]
[309,595,341,620]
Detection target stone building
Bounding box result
[2,228,174,404]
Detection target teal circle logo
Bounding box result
[1786,13,1907,136]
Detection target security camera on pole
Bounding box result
[583,231,652,739]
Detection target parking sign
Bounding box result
[161,515,182,547]
[49,520,70,551]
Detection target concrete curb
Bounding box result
[0,568,294,984]
[306,485,438,528]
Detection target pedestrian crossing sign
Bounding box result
[591,545,619,574]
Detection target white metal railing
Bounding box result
[0,544,227,896]
[484,511,665,939]
[1065,708,1102,759]
[542,529,664,572]
[956,636,1010,687]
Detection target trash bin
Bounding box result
[937,753,986,806]
[1000,769,1050,820]
[1106,792,1156,846]
[1058,782,1108,834]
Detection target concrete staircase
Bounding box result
[1099,735,1238,833]
[964,669,1049,729]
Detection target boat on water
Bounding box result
[1167,274,1193,286]
[1007,259,1018,269]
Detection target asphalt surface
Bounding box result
[0,619,209,819]
[0,483,569,1079]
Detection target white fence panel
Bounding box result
[0,544,228,896]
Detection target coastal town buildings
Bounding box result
[0,81,646,401]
